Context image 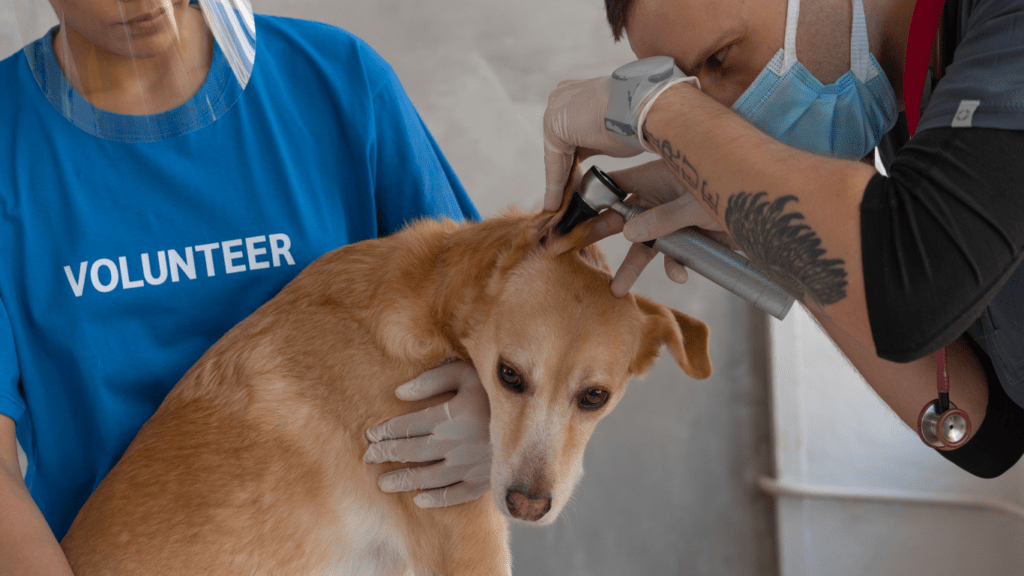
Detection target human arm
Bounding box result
[543,74,1008,452]
[0,416,75,576]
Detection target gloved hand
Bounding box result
[583,160,735,297]
[544,56,699,212]
[544,76,641,211]
[363,360,491,508]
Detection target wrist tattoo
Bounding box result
[644,126,847,307]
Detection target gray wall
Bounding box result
[1,1,778,574]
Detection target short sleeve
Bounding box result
[0,295,25,422]
[365,50,480,235]
[916,0,1024,132]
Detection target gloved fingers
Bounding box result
[377,460,466,493]
[664,255,689,284]
[413,477,491,508]
[606,160,688,207]
[363,434,449,464]
[544,137,577,212]
[582,210,625,246]
[621,195,723,243]
[365,401,451,443]
[610,242,659,298]
[395,360,476,401]
[543,77,641,211]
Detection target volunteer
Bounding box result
[0,1,486,572]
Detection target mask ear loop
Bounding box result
[781,0,801,74]
[849,0,875,82]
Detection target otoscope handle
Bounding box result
[651,228,795,320]
[611,203,795,320]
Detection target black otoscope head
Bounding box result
[554,191,601,236]
[553,166,628,236]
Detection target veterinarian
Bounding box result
[536,0,1024,477]
[0,1,490,572]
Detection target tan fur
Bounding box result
[60,190,711,575]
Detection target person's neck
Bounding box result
[865,0,917,109]
[52,5,213,115]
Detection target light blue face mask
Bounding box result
[731,0,898,160]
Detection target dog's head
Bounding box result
[463,166,712,525]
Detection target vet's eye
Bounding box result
[579,388,609,410]
[498,361,525,393]
[706,45,731,71]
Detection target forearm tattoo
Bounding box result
[644,127,720,214]
[643,127,848,307]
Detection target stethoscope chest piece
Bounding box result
[917,400,971,449]
[918,346,972,450]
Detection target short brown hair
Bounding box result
[605,0,637,41]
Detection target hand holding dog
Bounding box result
[364,361,492,508]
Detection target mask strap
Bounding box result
[781,0,801,74]
[850,0,875,81]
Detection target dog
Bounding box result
[60,174,712,575]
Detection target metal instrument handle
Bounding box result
[611,203,795,320]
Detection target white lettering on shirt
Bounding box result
[169,248,195,283]
[91,259,119,293]
[142,251,168,285]
[194,243,220,278]
[270,233,295,267]
[119,257,144,290]
[222,239,246,274]
[64,262,88,298]
[63,233,297,297]
[246,236,269,270]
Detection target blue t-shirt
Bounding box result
[0,14,479,539]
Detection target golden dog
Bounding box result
[61,180,712,575]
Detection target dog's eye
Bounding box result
[579,388,609,410]
[498,362,525,393]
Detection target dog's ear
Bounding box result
[550,151,583,217]
[630,294,712,380]
[529,152,594,255]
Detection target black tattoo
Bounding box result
[643,127,720,215]
[725,192,848,307]
[700,181,720,214]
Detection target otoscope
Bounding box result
[556,165,795,321]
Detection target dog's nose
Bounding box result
[505,488,552,521]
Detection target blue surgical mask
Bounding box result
[731,0,898,160]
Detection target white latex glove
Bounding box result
[544,57,698,212]
[583,160,736,297]
[544,76,642,211]
[363,360,491,508]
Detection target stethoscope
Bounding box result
[917,348,971,449]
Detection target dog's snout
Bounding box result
[505,488,552,522]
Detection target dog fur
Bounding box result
[60,184,712,575]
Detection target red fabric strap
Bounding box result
[904,0,945,136]
[936,347,950,394]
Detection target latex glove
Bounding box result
[583,160,736,297]
[544,76,642,211]
[364,361,491,508]
[544,57,698,212]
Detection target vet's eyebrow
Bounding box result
[683,25,744,76]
